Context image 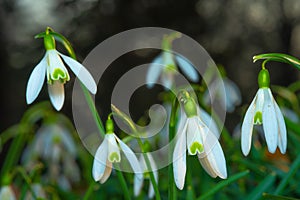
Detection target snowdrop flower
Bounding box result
[204,77,241,112]
[26,28,97,110]
[22,124,80,189]
[146,33,199,89]
[92,118,143,183]
[0,186,16,200]
[241,69,287,156]
[134,154,158,199]
[25,183,46,200]
[173,91,227,190]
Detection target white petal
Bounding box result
[134,169,143,196]
[273,100,287,154]
[186,117,203,155]
[26,56,47,104]
[92,138,108,182]
[0,186,16,200]
[48,81,65,111]
[107,134,121,163]
[146,55,164,88]
[175,54,199,82]
[241,92,257,156]
[198,107,220,138]
[48,50,69,81]
[173,122,187,190]
[224,78,242,112]
[262,89,278,153]
[100,160,112,184]
[116,135,143,179]
[59,52,97,94]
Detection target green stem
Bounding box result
[137,139,161,200]
[83,182,97,200]
[274,153,300,195]
[116,167,131,200]
[168,97,178,200]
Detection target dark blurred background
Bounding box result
[1,0,300,133]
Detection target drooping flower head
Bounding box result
[241,69,287,156]
[146,33,199,89]
[173,90,227,190]
[26,27,97,110]
[92,117,143,183]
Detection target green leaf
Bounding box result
[197,170,249,200]
[262,193,300,200]
[245,173,276,200]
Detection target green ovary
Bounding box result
[190,142,204,155]
[254,111,263,125]
[109,152,120,163]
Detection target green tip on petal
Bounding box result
[109,152,120,163]
[258,69,270,88]
[254,111,263,125]
[189,142,204,155]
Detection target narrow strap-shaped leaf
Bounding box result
[245,173,276,200]
[262,193,300,200]
[196,170,249,200]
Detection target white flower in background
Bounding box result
[26,30,97,110]
[241,69,287,156]
[134,154,158,199]
[0,186,16,200]
[281,107,299,123]
[204,77,241,113]
[92,131,143,183]
[22,124,80,190]
[25,183,46,200]
[173,91,227,190]
[146,51,199,89]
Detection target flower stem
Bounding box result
[168,97,179,200]
[115,165,131,200]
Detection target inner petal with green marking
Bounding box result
[51,68,69,83]
[109,152,121,163]
[254,111,262,125]
[189,142,204,155]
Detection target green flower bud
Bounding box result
[258,69,270,88]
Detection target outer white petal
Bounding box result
[100,160,113,184]
[48,81,65,111]
[262,89,278,154]
[92,138,108,182]
[0,186,16,200]
[273,101,287,154]
[175,54,199,82]
[198,107,220,138]
[116,135,143,179]
[173,122,187,190]
[198,120,227,178]
[26,55,47,104]
[241,91,258,156]
[59,52,97,94]
[224,78,242,112]
[146,55,164,88]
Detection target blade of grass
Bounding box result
[262,193,300,200]
[274,153,300,195]
[245,173,276,200]
[197,170,249,200]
